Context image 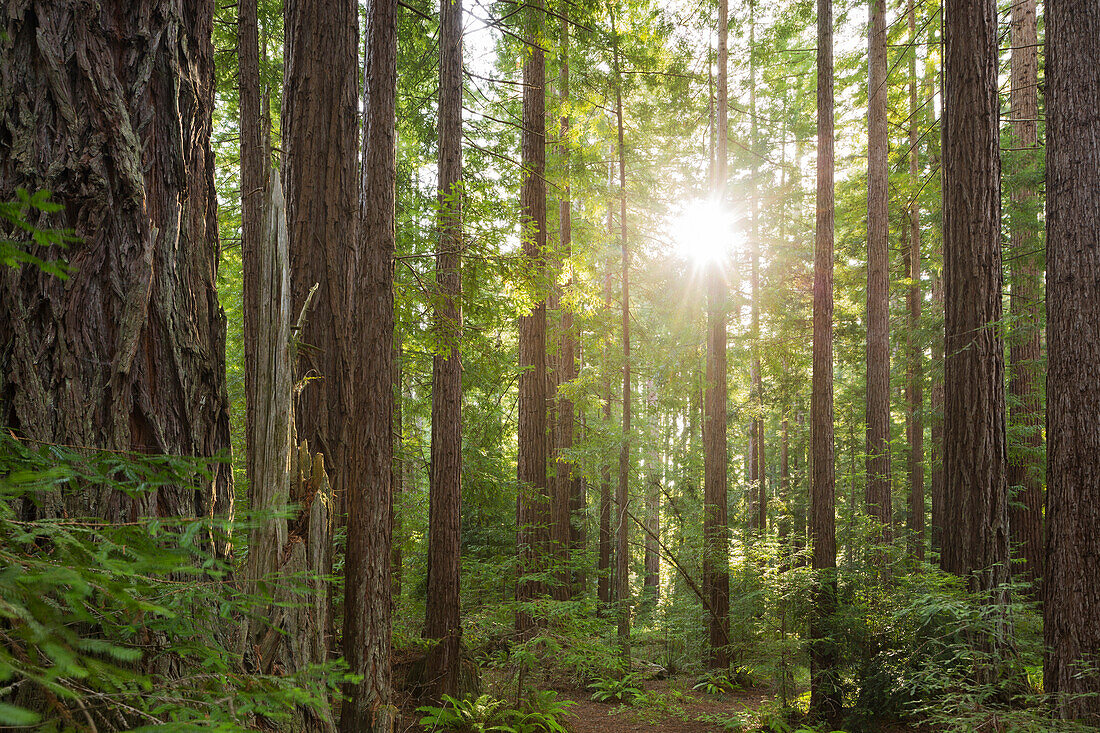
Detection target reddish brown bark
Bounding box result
[516,0,548,635]
[0,0,232,534]
[810,0,840,718]
[424,0,464,700]
[865,0,892,545]
[703,0,731,671]
[611,10,631,658]
[940,0,1009,617]
[340,0,396,729]
[1045,0,1100,720]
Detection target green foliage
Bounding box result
[692,668,754,695]
[417,691,575,733]
[0,435,348,728]
[0,189,75,277]
[588,673,644,703]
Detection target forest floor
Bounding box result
[558,677,770,733]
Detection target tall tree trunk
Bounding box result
[598,180,614,613]
[0,0,232,535]
[810,0,840,719]
[340,0,396,729]
[611,11,631,659]
[704,0,731,671]
[751,0,767,539]
[516,0,548,635]
[553,12,577,603]
[424,0,464,699]
[928,46,945,556]
[941,0,1008,581]
[941,0,1010,648]
[240,0,267,503]
[1006,0,1042,597]
[904,0,924,563]
[865,0,892,546]
[645,417,661,605]
[285,0,359,521]
[1045,0,1100,721]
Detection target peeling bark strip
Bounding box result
[0,1,232,533]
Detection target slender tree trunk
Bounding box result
[0,0,232,535]
[704,0,731,671]
[598,183,613,613]
[941,0,1010,647]
[865,0,892,546]
[904,0,925,563]
[516,0,549,636]
[340,0,396,729]
[928,42,945,557]
[611,11,631,659]
[240,0,267,504]
[810,0,840,718]
[424,0,464,699]
[553,12,577,602]
[393,335,404,602]
[1045,0,1100,720]
[749,0,766,538]
[779,415,791,567]
[645,417,661,604]
[1006,0,1042,597]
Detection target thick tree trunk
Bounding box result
[865,0,892,546]
[1045,0,1100,721]
[516,0,548,635]
[424,0,464,699]
[0,0,232,535]
[1006,0,1043,598]
[941,0,1010,625]
[284,0,359,520]
[904,0,924,563]
[704,0,731,671]
[810,0,840,719]
[340,0,396,730]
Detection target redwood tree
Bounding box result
[516,0,549,635]
[424,0,464,699]
[1045,0,1100,720]
[703,0,731,672]
[940,0,1010,622]
[810,0,840,718]
[340,0,397,729]
[865,0,892,545]
[0,1,232,531]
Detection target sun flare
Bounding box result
[668,198,741,267]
